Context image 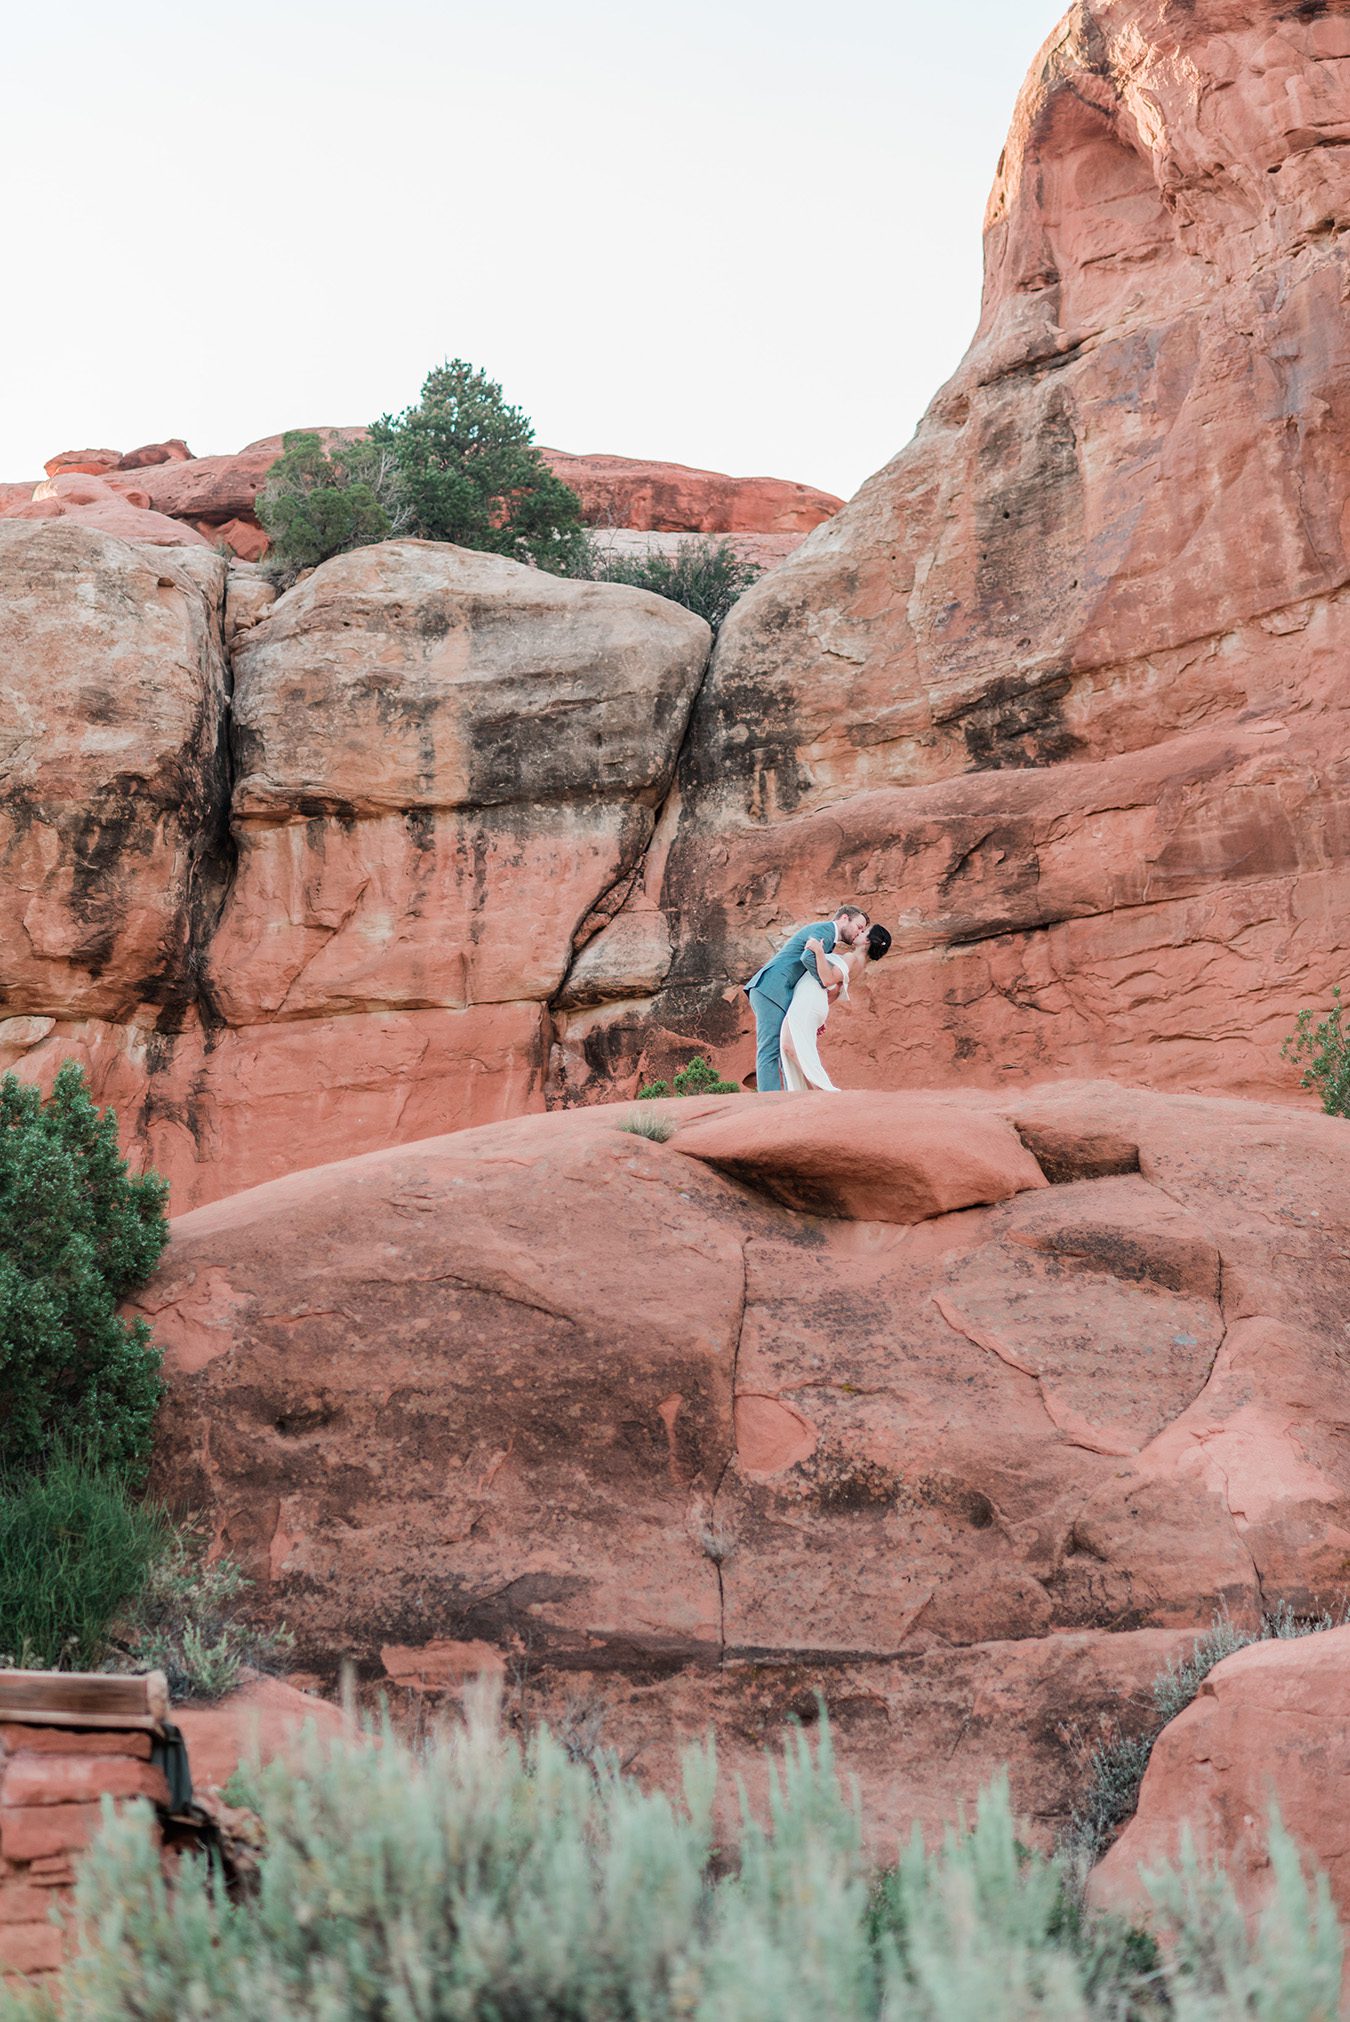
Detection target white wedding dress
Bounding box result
[780,951,849,1092]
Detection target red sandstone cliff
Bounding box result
[556,0,1350,1107]
[4,0,1350,1206]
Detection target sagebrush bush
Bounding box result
[638,1054,740,1100]
[0,1063,167,1478]
[569,532,762,630]
[1068,1604,1350,1874]
[8,1706,1339,2022]
[113,1524,293,1703]
[0,1453,166,1670]
[1281,987,1350,1115]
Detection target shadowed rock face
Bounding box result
[553,0,1350,1107]
[0,525,230,1027]
[138,1082,1350,1847]
[0,534,709,1206]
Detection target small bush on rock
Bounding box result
[0,1063,167,1479]
[1281,987,1350,1115]
[619,1110,676,1142]
[10,1709,1339,2022]
[638,1054,739,1099]
[568,532,762,630]
[0,1453,166,1670]
[255,431,392,584]
[113,1524,293,1703]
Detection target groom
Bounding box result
[744,904,870,1092]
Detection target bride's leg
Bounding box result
[780,1020,803,1092]
[789,1004,838,1092]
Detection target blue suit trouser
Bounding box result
[749,985,788,1092]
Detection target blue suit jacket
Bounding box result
[746,921,837,1012]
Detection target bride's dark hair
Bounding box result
[866,925,892,962]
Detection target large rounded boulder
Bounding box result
[136,1079,1350,1845]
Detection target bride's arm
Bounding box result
[803,935,838,987]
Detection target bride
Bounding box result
[780,925,890,1091]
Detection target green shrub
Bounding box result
[1281,987,1350,1115]
[255,430,392,583]
[13,1709,1338,2022]
[367,358,587,570]
[0,1454,167,1670]
[114,1524,293,1703]
[638,1053,740,1100]
[0,1063,167,1478]
[569,532,762,630]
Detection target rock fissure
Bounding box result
[707,1238,750,1667]
[544,615,715,1050]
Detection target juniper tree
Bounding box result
[0,1063,167,1478]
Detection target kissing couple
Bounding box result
[745,903,892,1092]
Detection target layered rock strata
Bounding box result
[139,1081,1350,1846]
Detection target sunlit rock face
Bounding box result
[557,0,1350,1106]
[0,533,708,1207]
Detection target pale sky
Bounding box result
[5,0,1064,503]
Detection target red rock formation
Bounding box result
[0,524,229,1038]
[38,432,835,563]
[140,1079,1350,1846]
[129,444,279,525]
[0,529,709,1207]
[0,473,211,547]
[175,1675,347,1793]
[42,448,121,478]
[1089,1626,1350,1929]
[7,8,1350,1203]
[557,0,1350,1109]
[540,448,842,534]
[117,439,193,469]
[207,516,269,561]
